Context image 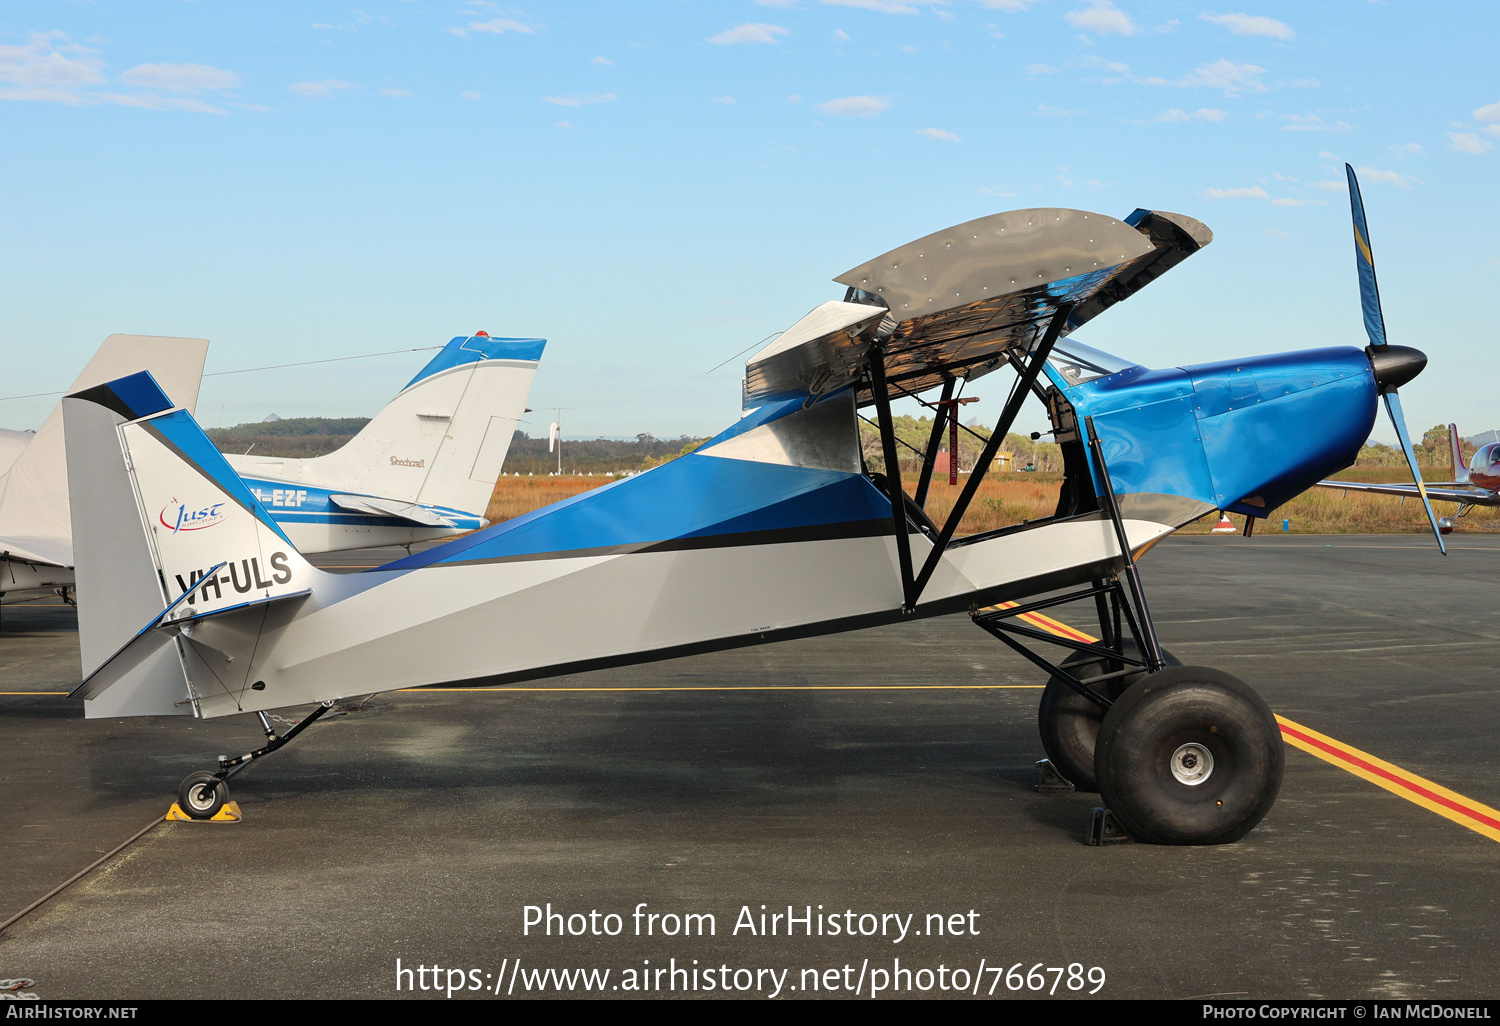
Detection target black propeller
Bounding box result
[1346,163,1446,555]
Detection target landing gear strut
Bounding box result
[175,702,333,820]
[971,418,1284,845]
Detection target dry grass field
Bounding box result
[485,464,1498,538]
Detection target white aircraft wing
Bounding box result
[1315,479,1497,506]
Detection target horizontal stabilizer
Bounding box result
[329,493,457,527]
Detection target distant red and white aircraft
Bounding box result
[1317,424,1500,531]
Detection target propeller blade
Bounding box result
[1346,163,1389,349]
[1383,389,1447,555]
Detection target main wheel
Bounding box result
[1038,640,1179,792]
[1094,666,1283,845]
[178,772,228,820]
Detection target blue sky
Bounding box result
[1,1,1496,441]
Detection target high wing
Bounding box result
[1314,479,1498,507]
[743,207,1211,408]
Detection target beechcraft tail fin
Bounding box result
[226,334,544,519]
[1448,424,1469,484]
[63,372,321,718]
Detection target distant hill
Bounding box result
[207,417,371,459]
[206,419,707,473]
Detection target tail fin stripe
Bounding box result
[139,415,295,546]
[68,375,175,423]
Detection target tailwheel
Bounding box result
[1038,641,1179,792]
[178,771,229,820]
[1094,666,1283,845]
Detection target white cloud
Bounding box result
[755,0,798,5]
[1075,53,1130,73]
[917,127,960,141]
[1065,2,1137,36]
[820,0,943,13]
[977,185,1017,196]
[1448,132,1491,155]
[818,94,889,116]
[1485,124,1500,139]
[119,63,240,93]
[591,56,612,65]
[787,93,802,102]
[0,32,103,95]
[833,29,852,42]
[555,120,577,129]
[1203,186,1269,199]
[1472,101,1500,122]
[1391,142,1423,155]
[382,87,413,97]
[96,92,228,115]
[980,0,1039,9]
[1199,12,1294,39]
[1164,58,1266,94]
[542,93,616,107]
[1273,172,1296,181]
[1283,113,1350,133]
[1271,197,1325,207]
[1154,107,1227,122]
[1291,78,1319,88]
[288,80,354,98]
[1354,166,1421,188]
[1312,180,1345,192]
[714,95,735,104]
[1026,63,1057,74]
[461,91,482,101]
[709,23,789,45]
[448,18,535,37]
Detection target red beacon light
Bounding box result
[474,330,489,337]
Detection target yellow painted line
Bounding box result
[988,600,1500,845]
[405,684,1043,693]
[1275,715,1500,843]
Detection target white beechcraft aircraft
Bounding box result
[62,186,1442,847]
[0,332,543,607]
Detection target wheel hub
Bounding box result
[1170,742,1215,786]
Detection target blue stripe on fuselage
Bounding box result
[378,453,890,570]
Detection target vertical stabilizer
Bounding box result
[0,334,208,568]
[226,335,544,516]
[65,372,319,718]
[1448,424,1469,484]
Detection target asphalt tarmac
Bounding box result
[2,534,1497,1000]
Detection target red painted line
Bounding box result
[1278,722,1500,833]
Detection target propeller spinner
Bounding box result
[1346,162,1446,555]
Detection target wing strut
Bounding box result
[867,342,916,610]
[868,303,1073,612]
[909,303,1073,608]
[913,379,955,510]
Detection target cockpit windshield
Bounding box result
[1046,338,1138,387]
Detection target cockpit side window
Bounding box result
[1046,338,1138,387]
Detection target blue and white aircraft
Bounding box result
[60,168,1443,847]
[223,332,545,553]
[0,332,543,606]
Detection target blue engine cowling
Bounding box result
[1045,344,1377,525]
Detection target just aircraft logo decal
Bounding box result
[159,498,227,533]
